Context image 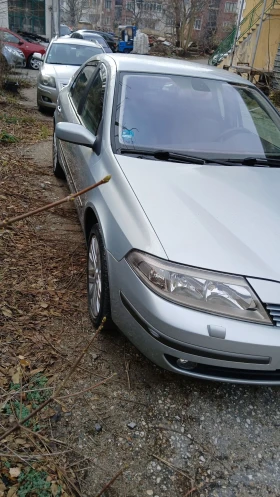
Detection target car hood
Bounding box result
[42,63,78,81]
[116,155,280,281]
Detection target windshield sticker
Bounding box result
[122,129,135,142]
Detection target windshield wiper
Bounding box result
[229,157,280,167]
[119,149,280,167]
[119,149,236,166]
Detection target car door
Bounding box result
[58,61,106,217]
[70,62,107,194]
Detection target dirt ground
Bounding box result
[1,74,280,497]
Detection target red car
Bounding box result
[0,28,46,69]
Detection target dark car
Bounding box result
[0,27,46,69]
[79,30,117,52]
[60,24,72,36]
[70,30,112,53]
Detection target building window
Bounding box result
[8,0,46,35]
[166,16,174,26]
[224,2,237,12]
[223,20,233,28]
[194,18,202,30]
[105,16,111,24]
[105,0,111,9]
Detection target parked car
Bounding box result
[77,30,117,52]
[53,54,280,385]
[69,30,112,53]
[1,44,26,68]
[60,24,72,36]
[0,27,46,69]
[16,31,49,49]
[35,37,105,110]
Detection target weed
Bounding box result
[40,125,50,139]
[17,468,62,497]
[27,374,51,407]
[5,375,51,426]
[4,401,31,425]
[0,130,18,143]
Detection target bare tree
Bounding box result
[164,0,209,48]
[60,0,89,28]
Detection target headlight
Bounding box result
[39,73,56,88]
[127,251,271,324]
[5,46,24,57]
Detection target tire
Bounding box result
[27,54,40,70]
[123,48,130,54]
[87,224,112,330]
[53,130,65,179]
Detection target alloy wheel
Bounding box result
[88,235,102,318]
[30,57,40,70]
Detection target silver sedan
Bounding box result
[35,37,104,110]
[54,54,280,384]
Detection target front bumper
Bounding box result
[107,252,280,384]
[37,83,59,109]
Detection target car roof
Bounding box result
[74,30,103,38]
[82,30,114,37]
[53,37,102,48]
[96,53,254,86]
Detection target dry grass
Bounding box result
[0,99,52,145]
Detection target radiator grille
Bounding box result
[266,304,280,327]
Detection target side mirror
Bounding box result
[18,40,24,45]
[55,122,96,148]
[33,52,43,61]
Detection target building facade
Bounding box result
[191,0,238,48]
[0,0,53,39]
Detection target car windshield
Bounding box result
[46,43,102,65]
[114,73,280,160]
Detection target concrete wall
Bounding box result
[45,0,52,39]
[0,0,9,28]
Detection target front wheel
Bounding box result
[87,225,112,329]
[27,55,40,70]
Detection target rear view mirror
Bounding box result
[33,52,43,61]
[55,122,96,148]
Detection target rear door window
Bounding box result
[79,64,107,135]
[70,63,98,110]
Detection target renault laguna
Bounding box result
[54,54,280,384]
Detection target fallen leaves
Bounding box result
[1,307,12,318]
[0,95,100,497]
[9,467,21,478]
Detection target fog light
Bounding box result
[177,359,197,370]
[42,96,51,103]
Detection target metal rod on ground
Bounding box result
[0,175,111,228]
[250,0,268,81]
[229,0,246,69]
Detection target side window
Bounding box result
[4,32,20,43]
[239,89,280,146]
[79,64,107,135]
[70,64,97,109]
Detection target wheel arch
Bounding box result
[84,206,99,244]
